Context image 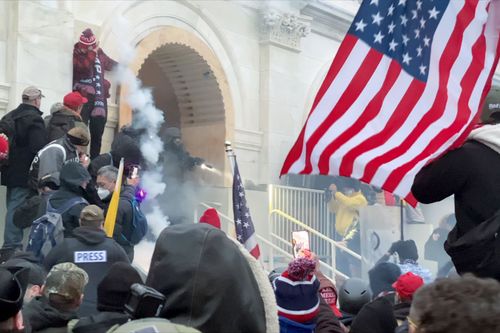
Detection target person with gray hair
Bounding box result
[1,86,48,250]
[96,165,118,208]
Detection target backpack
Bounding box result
[444,211,500,280]
[121,198,148,245]
[0,112,16,166]
[26,196,88,259]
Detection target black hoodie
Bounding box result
[43,226,129,317]
[43,162,90,237]
[146,223,268,333]
[1,103,48,188]
[23,296,77,333]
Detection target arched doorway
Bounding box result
[120,27,235,186]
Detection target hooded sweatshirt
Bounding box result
[146,223,278,333]
[412,124,500,237]
[23,296,77,333]
[43,226,129,317]
[39,162,90,237]
[45,103,87,142]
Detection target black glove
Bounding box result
[388,240,404,255]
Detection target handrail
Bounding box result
[197,202,345,278]
[270,209,362,260]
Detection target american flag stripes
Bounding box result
[281,0,500,205]
[232,158,261,259]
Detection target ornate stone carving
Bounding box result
[260,8,311,51]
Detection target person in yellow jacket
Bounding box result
[328,178,367,277]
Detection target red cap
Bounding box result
[63,92,88,111]
[199,208,221,229]
[392,272,424,301]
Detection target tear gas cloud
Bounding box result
[110,17,170,239]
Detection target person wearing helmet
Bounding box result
[338,278,372,328]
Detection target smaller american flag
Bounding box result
[232,158,260,259]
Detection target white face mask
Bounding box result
[97,187,111,200]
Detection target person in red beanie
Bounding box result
[199,208,221,229]
[393,272,424,331]
[73,28,117,159]
[46,92,88,142]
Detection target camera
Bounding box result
[124,283,166,319]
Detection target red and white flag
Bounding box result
[281,0,500,205]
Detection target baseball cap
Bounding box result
[63,91,88,110]
[67,127,90,146]
[44,263,88,301]
[392,272,424,301]
[22,86,45,100]
[80,205,104,222]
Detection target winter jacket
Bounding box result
[0,103,48,188]
[424,227,452,270]
[29,135,80,190]
[23,296,78,333]
[393,301,411,323]
[73,46,116,98]
[146,223,279,333]
[315,296,345,333]
[45,103,87,142]
[279,316,315,333]
[40,162,90,237]
[112,185,136,260]
[329,191,367,239]
[67,312,129,333]
[412,124,500,237]
[43,226,129,317]
[349,297,397,333]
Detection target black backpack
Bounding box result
[444,212,500,280]
[0,112,16,166]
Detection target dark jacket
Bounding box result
[412,139,500,237]
[23,296,77,333]
[315,296,345,333]
[393,302,411,322]
[45,103,86,142]
[424,227,451,270]
[146,223,269,333]
[349,297,397,333]
[43,226,129,317]
[41,162,90,237]
[68,312,129,333]
[1,103,47,188]
[29,135,80,190]
[113,185,136,260]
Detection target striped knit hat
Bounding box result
[272,257,320,323]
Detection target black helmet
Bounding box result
[339,278,372,315]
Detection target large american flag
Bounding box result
[281,0,500,205]
[232,158,261,259]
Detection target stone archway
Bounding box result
[120,27,235,186]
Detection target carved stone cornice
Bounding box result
[300,0,356,42]
[260,8,311,52]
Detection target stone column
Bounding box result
[259,7,311,184]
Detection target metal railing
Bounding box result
[268,184,362,279]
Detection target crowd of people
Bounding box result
[0,25,500,333]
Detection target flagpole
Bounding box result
[225,141,236,175]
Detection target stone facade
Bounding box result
[0,0,499,187]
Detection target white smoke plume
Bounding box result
[109,16,170,238]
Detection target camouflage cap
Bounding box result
[80,205,104,222]
[22,86,45,100]
[44,263,88,300]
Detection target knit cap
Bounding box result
[273,257,320,323]
[199,208,221,229]
[392,272,424,301]
[97,262,143,312]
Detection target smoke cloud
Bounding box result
[110,17,170,240]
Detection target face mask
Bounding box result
[97,187,111,200]
[344,189,354,196]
